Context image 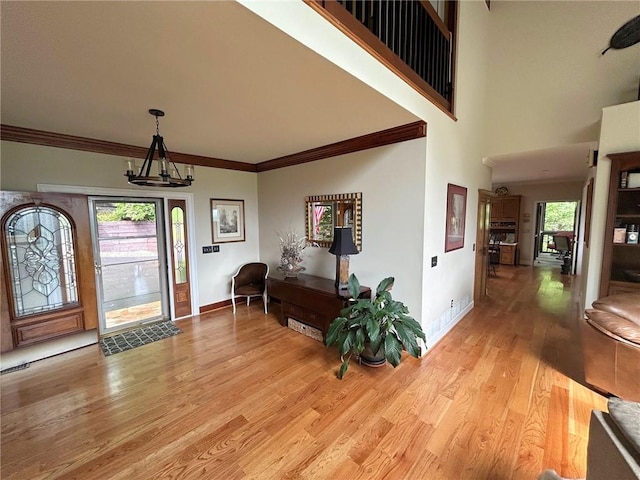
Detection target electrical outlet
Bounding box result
[213,245,220,252]
[451,299,454,308]
[202,246,213,254]
[431,256,437,267]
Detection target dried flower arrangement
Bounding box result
[276,230,313,277]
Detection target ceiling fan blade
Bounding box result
[602,14,640,55]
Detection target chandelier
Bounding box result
[125,109,194,187]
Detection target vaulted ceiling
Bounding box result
[0,1,417,166]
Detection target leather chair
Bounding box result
[581,293,640,401]
[231,262,269,314]
[552,234,572,257]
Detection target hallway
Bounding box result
[1,265,606,479]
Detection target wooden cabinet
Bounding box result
[491,195,521,224]
[499,243,517,265]
[267,273,371,343]
[599,151,640,297]
[500,198,520,222]
[490,195,521,266]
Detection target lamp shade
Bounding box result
[329,227,359,256]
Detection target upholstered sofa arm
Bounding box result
[585,309,640,347]
[592,293,640,326]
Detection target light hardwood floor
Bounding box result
[1,266,607,479]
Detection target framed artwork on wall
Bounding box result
[211,199,245,243]
[445,183,467,252]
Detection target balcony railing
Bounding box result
[307,0,457,115]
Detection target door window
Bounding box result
[171,206,187,284]
[4,205,78,317]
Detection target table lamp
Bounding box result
[329,226,359,289]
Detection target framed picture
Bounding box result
[445,183,467,252]
[211,199,245,244]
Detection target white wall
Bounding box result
[486,1,640,158]
[583,101,640,308]
[0,141,261,308]
[421,0,493,345]
[259,139,427,321]
[492,181,584,265]
[244,1,493,347]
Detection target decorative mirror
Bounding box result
[305,192,362,250]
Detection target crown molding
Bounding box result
[482,157,496,168]
[0,124,257,172]
[255,121,427,172]
[1,121,427,173]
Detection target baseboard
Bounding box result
[424,301,474,353]
[199,299,232,313]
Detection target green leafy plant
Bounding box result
[543,201,577,231]
[96,203,156,222]
[326,274,427,379]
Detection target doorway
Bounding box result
[533,201,578,271]
[90,198,169,334]
[474,189,494,302]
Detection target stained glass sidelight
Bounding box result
[171,206,187,284]
[4,206,78,317]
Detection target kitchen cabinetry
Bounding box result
[490,195,521,242]
[499,243,517,265]
[599,151,640,297]
[493,196,520,223]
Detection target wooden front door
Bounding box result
[0,191,98,352]
[168,199,192,318]
[474,190,493,302]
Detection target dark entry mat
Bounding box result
[99,321,182,356]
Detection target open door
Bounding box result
[533,203,544,262]
[0,191,98,352]
[90,198,170,334]
[474,190,493,302]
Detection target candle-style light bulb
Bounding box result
[159,158,169,176]
[124,158,135,176]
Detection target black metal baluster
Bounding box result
[328,0,453,102]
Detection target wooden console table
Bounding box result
[267,272,371,343]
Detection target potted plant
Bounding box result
[326,274,427,379]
